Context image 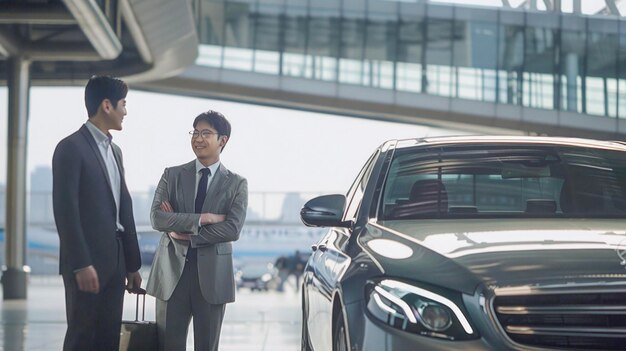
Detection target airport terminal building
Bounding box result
[3,1,626,350]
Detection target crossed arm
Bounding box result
[191,179,248,247]
[150,168,248,245]
[159,200,224,241]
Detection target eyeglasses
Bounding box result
[189,130,220,139]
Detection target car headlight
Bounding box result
[366,279,477,341]
[418,302,452,331]
[261,273,272,282]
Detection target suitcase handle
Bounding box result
[129,287,148,322]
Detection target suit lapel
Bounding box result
[80,125,114,195]
[181,161,197,213]
[203,164,230,212]
[111,144,124,177]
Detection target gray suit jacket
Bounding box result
[146,160,248,304]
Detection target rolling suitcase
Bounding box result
[119,288,158,351]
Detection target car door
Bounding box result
[306,150,380,351]
[307,229,343,350]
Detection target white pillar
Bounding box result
[2,57,31,300]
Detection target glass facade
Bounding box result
[192,0,626,119]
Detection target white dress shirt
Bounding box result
[195,159,220,199]
[85,121,124,231]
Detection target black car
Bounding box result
[300,136,626,351]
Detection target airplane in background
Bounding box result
[1,186,329,274]
[0,223,324,275]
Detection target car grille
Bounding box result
[493,291,626,350]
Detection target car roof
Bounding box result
[387,135,626,152]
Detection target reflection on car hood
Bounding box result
[375,219,626,291]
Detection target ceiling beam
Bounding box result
[23,42,102,61]
[61,0,122,60]
[604,0,621,15]
[0,29,21,57]
[0,29,102,61]
[0,3,76,25]
[119,0,152,64]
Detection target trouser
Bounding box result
[156,247,226,351]
[62,239,125,351]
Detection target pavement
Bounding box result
[0,271,302,351]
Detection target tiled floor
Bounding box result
[0,273,302,350]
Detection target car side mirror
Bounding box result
[300,194,350,228]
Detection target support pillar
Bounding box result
[2,57,31,300]
[565,53,579,112]
[573,0,581,14]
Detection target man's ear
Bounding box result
[101,99,111,113]
[220,135,229,146]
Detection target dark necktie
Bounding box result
[195,168,211,213]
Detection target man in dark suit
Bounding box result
[52,75,142,351]
[146,110,248,351]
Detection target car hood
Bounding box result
[371,219,626,293]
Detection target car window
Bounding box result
[381,145,626,219]
[344,151,379,221]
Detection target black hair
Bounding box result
[193,110,232,152]
[84,75,128,117]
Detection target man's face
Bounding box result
[104,98,127,131]
[191,120,226,163]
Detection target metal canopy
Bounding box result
[0,0,199,83]
[0,0,199,300]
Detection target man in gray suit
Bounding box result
[146,110,248,351]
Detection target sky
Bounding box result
[0,87,461,194]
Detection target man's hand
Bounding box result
[75,265,99,293]
[160,201,193,240]
[200,213,226,225]
[126,271,142,293]
[169,232,192,241]
[160,200,174,213]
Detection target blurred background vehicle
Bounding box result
[235,262,279,291]
[274,251,310,292]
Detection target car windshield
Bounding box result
[381,144,626,219]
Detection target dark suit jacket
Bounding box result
[52,125,141,282]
